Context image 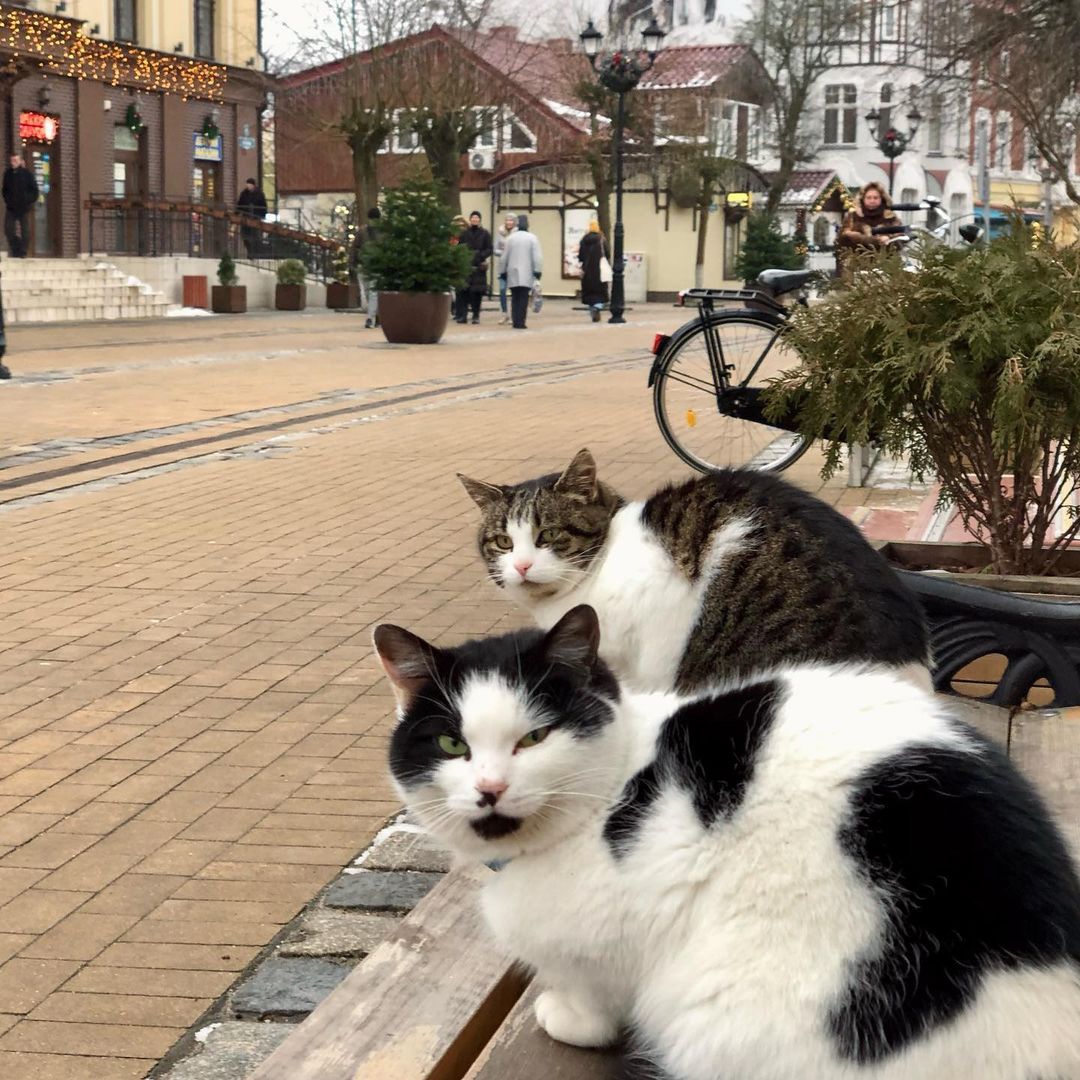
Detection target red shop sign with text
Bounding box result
[19,112,59,144]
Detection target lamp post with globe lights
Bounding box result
[864,105,923,197]
[579,17,665,323]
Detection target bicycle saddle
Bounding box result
[757,269,814,295]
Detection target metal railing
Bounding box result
[84,195,340,283]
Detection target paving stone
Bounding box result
[324,870,443,912]
[279,909,402,958]
[230,957,353,1019]
[359,829,454,873]
[161,1021,291,1080]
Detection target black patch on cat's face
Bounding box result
[604,681,780,858]
[471,813,522,839]
[831,726,1080,1063]
[388,611,619,793]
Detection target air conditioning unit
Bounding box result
[469,148,496,172]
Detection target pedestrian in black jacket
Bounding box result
[2,155,38,259]
[455,211,493,324]
[236,178,268,258]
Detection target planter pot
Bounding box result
[326,282,360,309]
[875,540,1080,709]
[275,284,307,311]
[378,291,451,344]
[211,285,247,314]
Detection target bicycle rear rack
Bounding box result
[680,287,786,316]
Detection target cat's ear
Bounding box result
[553,448,597,501]
[373,625,442,711]
[543,604,601,673]
[457,473,504,510]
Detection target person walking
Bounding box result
[456,210,493,324]
[499,214,542,330]
[2,155,38,259]
[577,219,608,322]
[362,206,381,329]
[236,177,268,258]
[493,212,516,324]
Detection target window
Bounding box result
[746,104,761,161]
[879,83,893,134]
[470,109,497,150]
[975,114,990,167]
[824,84,857,145]
[704,0,717,19]
[881,1,897,39]
[716,101,736,156]
[899,186,918,225]
[393,111,420,154]
[995,115,1010,170]
[114,0,136,43]
[949,192,966,244]
[195,0,215,59]
[504,115,536,151]
[927,93,943,154]
[813,216,830,248]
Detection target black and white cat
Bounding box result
[374,606,1080,1080]
[458,449,929,693]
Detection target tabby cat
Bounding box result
[374,605,1080,1080]
[458,449,928,692]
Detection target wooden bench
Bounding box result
[251,699,1079,1080]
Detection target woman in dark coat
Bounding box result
[577,220,608,322]
[455,210,493,324]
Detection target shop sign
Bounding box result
[193,133,223,161]
[19,111,59,144]
[726,191,752,209]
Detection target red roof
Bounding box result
[637,44,754,90]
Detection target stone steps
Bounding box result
[0,255,177,324]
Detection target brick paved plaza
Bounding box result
[0,304,914,1078]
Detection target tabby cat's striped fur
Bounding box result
[458,449,929,693]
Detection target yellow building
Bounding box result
[37,0,263,69]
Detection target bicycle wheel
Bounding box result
[653,310,809,474]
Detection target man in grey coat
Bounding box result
[498,214,542,329]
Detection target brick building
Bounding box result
[0,0,266,257]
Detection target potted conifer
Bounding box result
[211,253,246,313]
[326,246,360,309]
[769,227,1080,579]
[275,259,307,311]
[359,175,471,344]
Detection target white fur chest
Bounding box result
[530,503,699,692]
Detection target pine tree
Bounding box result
[734,213,805,285]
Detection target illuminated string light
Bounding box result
[0,9,227,101]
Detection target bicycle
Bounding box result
[648,269,814,474]
[649,198,982,475]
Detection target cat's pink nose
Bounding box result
[476,779,508,806]
[513,560,532,579]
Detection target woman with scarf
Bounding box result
[835,181,901,274]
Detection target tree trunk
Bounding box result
[348,136,381,284]
[588,148,613,251]
[695,197,710,288]
[421,117,464,215]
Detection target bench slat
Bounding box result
[943,696,1010,747]
[1009,707,1080,861]
[463,985,620,1080]
[250,864,527,1080]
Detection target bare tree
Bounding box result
[736,0,853,214]
[946,1,1080,208]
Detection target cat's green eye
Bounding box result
[492,534,513,551]
[437,734,470,757]
[517,727,551,749]
[536,528,561,546]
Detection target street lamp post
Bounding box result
[864,106,923,197]
[579,17,665,323]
